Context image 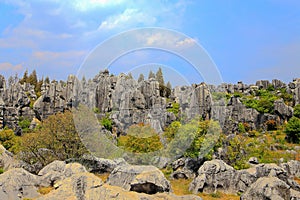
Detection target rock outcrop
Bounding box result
[0,71,299,135]
[241,177,291,200]
[107,165,171,194]
[189,159,300,195]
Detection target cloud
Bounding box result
[98,9,156,30]
[72,0,125,11]
[0,62,23,71]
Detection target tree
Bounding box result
[44,76,50,84]
[148,70,155,79]
[138,74,144,83]
[155,67,164,86]
[19,70,28,84]
[285,116,300,143]
[294,104,300,118]
[19,111,87,167]
[166,81,172,90]
[28,70,38,87]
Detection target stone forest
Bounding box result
[0,69,300,199]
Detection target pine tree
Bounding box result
[44,76,50,84]
[148,70,155,79]
[166,81,172,90]
[156,67,165,86]
[28,70,38,87]
[19,70,28,84]
[138,74,144,82]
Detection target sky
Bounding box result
[0,0,300,86]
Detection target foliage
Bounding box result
[212,92,227,101]
[223,135,250,170]
[118,124,163,153]
[100,114,113,132]
[294,104,300,118]
[19,111,87,166]
[38,186,54,195]
[0,128,21,153]
[167,102,180,117]
[285,116,300,143]
[241,89,279,114]
[0,168,4,174]
[238,123,246,133]
[163,121,181,142]
[93,107,100,113]
[18,117,31,133]
[148,70,155,79]
[164,119,222,159]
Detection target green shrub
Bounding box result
[118,124,163,153]
[285,116,300,143]
[294,104,300,118]
[19,117,31,133]
[238,123,246,133]
[167,103,180,117]
[0,168,4,174]
[100,115,112,132]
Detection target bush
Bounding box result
[0,129,21,153]
[118,124,163,153]
[238,123,246,133]
[285,116,300,143]
[100,115,112,132]
[163,121,181,142]
[167,102,180,117]
[294,104,300,118]
[19,111,87,167]
[19,117,31,133]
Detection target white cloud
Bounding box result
[98,9,156,30]
[0,62,23,71]
[72,0,125,11]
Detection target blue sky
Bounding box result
[0,0,300,85]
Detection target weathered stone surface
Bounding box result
[37,172,201,200]
[66,154,128,173]
[38,160,87,187]
[107,165,171,194]
[280,160,300,177]
[0,168,40,199]
[274,99,293,120]
[0,144,28,171]
[189,159,236,194]
[189,159,300,195]
[241,177,291,200]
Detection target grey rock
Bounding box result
[248,157,259,165]
[107,165,171,194]
[38,160,87,187]
[66,154,128,173]
[0,168,40,199]
[274,99,293,120]
[280,160,300,177]
[241,177,291,200]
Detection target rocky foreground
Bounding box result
[1,145,300,200]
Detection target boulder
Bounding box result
[189,159,236,194]
[36,172,201,200]
[0,168,40,199]
[280,160,300,177]
[107,165,171,194]
[38,160,87,187]
[241,177,291,200]
[274,99,293,120]
[66,155,128,173]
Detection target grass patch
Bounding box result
[94,172,110,182]
[169,178,193,195]
[199,192,240,200]
[38,186,54,195]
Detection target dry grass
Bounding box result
[169,178,239,200]
[295,177,300,185]
[199,192,240,200]
[94,172,110,182]
[37,186,54,195]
